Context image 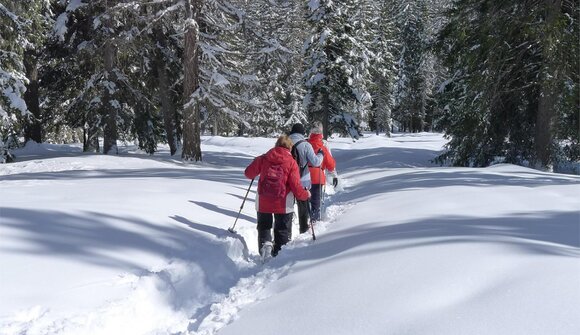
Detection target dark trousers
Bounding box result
[297,199,310,233]
[257,212,293,256]
[310,184,322,221]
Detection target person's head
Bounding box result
[310,121,323,134]
[275,134,293,150]
[290,123,305,135]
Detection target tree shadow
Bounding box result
[0,167,247,186]
[10,143,257,170]
[286,211,580,271]
[0,207,242,293]
[171,215,229,239]
[225,192,256,203]
[189,201,255,224]
[170,215,250,262]
[332,168,580,203]
[331,146,442,171]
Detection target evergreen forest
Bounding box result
[1,0,578,171]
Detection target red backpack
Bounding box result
[260,164,286,198]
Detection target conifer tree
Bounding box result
[20,1,53,144]
[392,0,429,133]
[366,0,398,136]
[181,0,249,160]
[181,0,202,161]
[303,0,372,139]
[46,0,169,154]
[0,2,30,159]
[240,0,308,135]
[435,0,578,169]
[149,13,182,156]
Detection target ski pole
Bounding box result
[228,178,255,233]
[308,197,316,240]
[319,167,324,221]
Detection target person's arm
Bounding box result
[304,143,323,167]
[323,147,338,187]
[288,161,310,200]
[322,146,336,172]
[244,155,263,179]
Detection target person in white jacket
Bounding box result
[288,123,323,233]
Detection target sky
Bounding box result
[1,132,579,335]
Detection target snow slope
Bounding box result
[1,133,579,335]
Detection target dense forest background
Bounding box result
[1,0,578,171]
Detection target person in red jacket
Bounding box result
[245,135,311,257]
[307,122,338,222]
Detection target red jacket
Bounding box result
[307,134,336,185]
[245,147,309,214]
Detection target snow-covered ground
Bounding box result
[1,132,579,335]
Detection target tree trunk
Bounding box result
[102,3,118,155]
[154,27,178,156]
[534,0,562,170]
[213,116,218,136]
[182,0,202,161]
[420,81,427,132]
[102,37,118,155]
[23,50,42,143]
[377,75,391,137]
[322,90,330,140]
[83,115,100,152]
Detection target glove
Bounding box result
[317,149,324,156]
[332,177,338,188]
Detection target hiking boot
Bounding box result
[260,241,273,263]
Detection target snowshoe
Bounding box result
[260,241,273,264]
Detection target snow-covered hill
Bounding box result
[1,133,579,335]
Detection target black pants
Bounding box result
[257,212,293,256]
[310,184,322,221]
[297,199,310,233]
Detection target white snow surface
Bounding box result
[1,133,579,335]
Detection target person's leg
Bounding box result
[257,212,273,255]
[297,199,310,233]
[309,184,321,221]
[272,213,293,256]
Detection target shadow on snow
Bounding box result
[279,210,580,274]
[0,207,244,294]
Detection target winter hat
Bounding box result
[290,123,305,135]
[311,122,323,134]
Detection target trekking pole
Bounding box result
[228,178,255,233]
[322,183,326,220]
[308,198,316,241]
[319,167,324,220]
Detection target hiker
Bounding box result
[308,122,338,222]
[244,134,311,258]
[288,123,323,233]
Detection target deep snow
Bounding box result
[1,132,579,335]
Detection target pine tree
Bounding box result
[366,0,399,136]
[392,0,429,133]
[149,12,182,156]
[46,0,168,154]
[182,0,202,161]
[181,0,249,160]
[20,1,53,144]
[303,0,372,139]
[435,0,578,169]
[0,2,30,160]
[240,0,308,135]
[121,2,183,156]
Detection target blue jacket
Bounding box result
[289,132,323,189]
